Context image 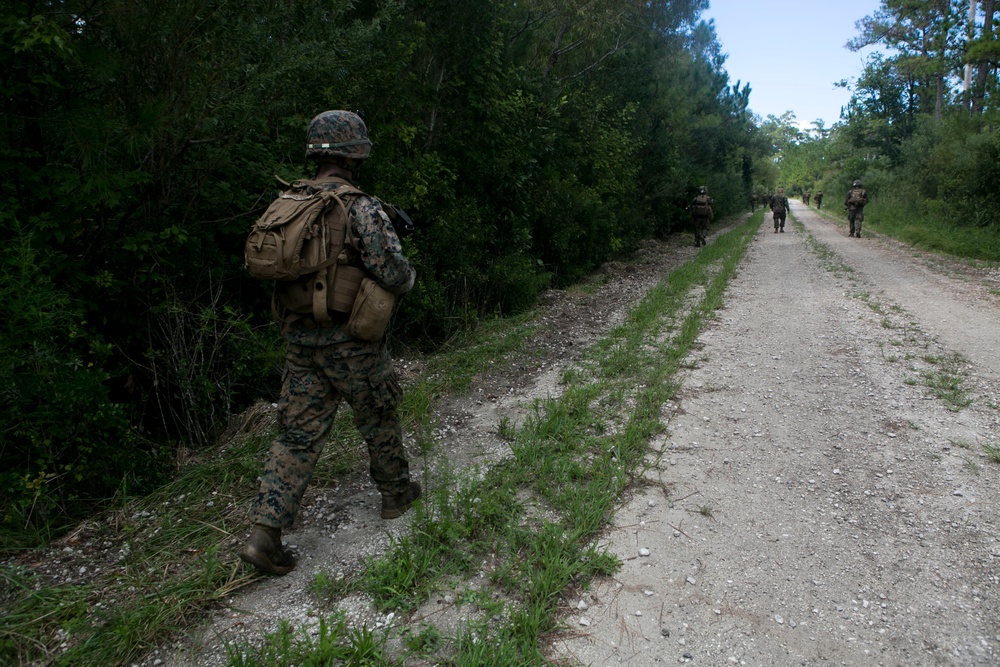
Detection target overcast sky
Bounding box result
[702,0,884,129]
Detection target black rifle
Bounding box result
[385,204,415,238]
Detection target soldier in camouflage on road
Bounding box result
[814,190,823,209]
[690,185,714,247]
[750,192,758,213]
[239,110,420,576]
[844,179,869,237]
[770,187,789,233]
[803,192,811,206]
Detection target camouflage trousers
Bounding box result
[251,326,410,528]
[693,215,710,243]
[772,210,786,230]
[848,207,864,234]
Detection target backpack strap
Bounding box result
[302,178,366,323]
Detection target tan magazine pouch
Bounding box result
[347,278,396,341]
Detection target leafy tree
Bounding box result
[848,0,964,121]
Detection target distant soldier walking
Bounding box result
[750,192,758,213]
[814,190,823,209]
[690,185,714,247]
[844,179,869,237]
[803,192,811,206]
[770,187,789,233]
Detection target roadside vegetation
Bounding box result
[0,215,762,666]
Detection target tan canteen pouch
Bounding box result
[347,278,396,340]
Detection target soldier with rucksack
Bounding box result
[844,180,869,237]
[814,190,824,209]
[690,185,714,247]
[238,110,421,575]
[770,187,789,233]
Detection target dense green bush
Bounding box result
[0,226,162,531]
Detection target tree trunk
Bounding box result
[964,0,977,111]
[972,0,997,114]
[544,21,568,77]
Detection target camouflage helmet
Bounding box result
[853,180,862,187]
[305,110,372,161]
[698,185,708,194]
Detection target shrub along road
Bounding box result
[553,201,1000,666]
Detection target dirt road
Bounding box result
[553,201,1000,666]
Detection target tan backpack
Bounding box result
[245,178,362,281]
[246,177,372,324]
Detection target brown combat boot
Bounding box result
[381,481,422,519]
[238,525,295,575]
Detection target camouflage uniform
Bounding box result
[803,192,811,205]
[239,110,420,576]
[770,189,789,232]
[690,186,714,247]
[814,190,823,209]
[844,181,869,237]
[253,188,416,529]
[750,193,758,212]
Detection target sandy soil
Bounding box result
[129,202,1000,665]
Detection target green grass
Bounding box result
[225,613,391,667]
[919,353,972,411]
[0,412,284,666]
[304,216,762,664]
[866,203,1000,262]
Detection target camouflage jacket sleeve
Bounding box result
[348,195,416,295]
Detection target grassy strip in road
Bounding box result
[239,213,764,666]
